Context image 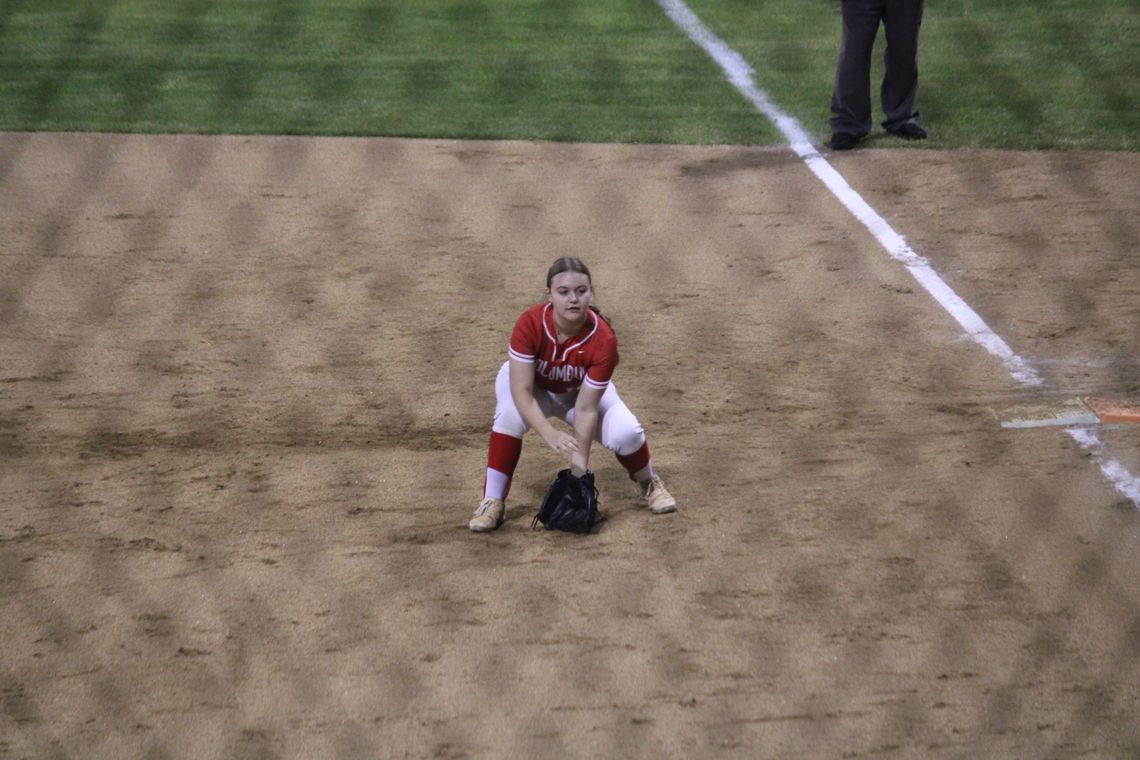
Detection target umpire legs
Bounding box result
[830,0,923,135]
[880,0,923,131]
[829,0,882,136]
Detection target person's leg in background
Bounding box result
[829,0,885,149]
[881,0,926,139]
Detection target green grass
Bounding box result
[0,0,774,143]
[0,0,1136,149]
[688,0,1139,150]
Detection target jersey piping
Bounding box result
[508,304,600,364]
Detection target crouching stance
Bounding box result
[470,257,676,532]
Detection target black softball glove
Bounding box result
[531,468,599,534]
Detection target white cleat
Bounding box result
[469,497,505,532]
[637,476,677,514]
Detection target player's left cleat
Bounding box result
[637,476,677,514]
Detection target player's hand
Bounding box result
[543,430,580,457]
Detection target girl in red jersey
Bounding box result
[469,257,676,532]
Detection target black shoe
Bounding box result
[826,132,860,151]
[888,122,927,140]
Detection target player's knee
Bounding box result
[492,409,528,439]
[604,417,645,456]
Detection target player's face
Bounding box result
[547,271,593,328]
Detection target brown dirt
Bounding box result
[1,132,1138,759]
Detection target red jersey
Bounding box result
[508,304,618,394]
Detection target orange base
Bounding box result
[1083,397,1140,424]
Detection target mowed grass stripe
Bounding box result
[683,0,1138,150]
[0,0,774,144]
[0,0,1136,149]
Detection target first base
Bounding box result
[996,397,1099,429]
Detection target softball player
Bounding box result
[469,257,677,532]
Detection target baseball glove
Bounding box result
[531,468,599,534]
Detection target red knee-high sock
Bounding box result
[484,431,523,499]
[616,441,652,481]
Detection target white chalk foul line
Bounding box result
[657,0,1140,509]
[657,0,1039,386]
[1067,428,1140,506]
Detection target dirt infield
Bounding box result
[1,132,1138,759]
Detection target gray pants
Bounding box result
[829,0,924,135]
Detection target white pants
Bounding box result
[491,361,646,456]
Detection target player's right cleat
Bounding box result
[469,497,505,532]
[637,476,677,514]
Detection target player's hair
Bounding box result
[546,256,591,288]
[546,257,611,326]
